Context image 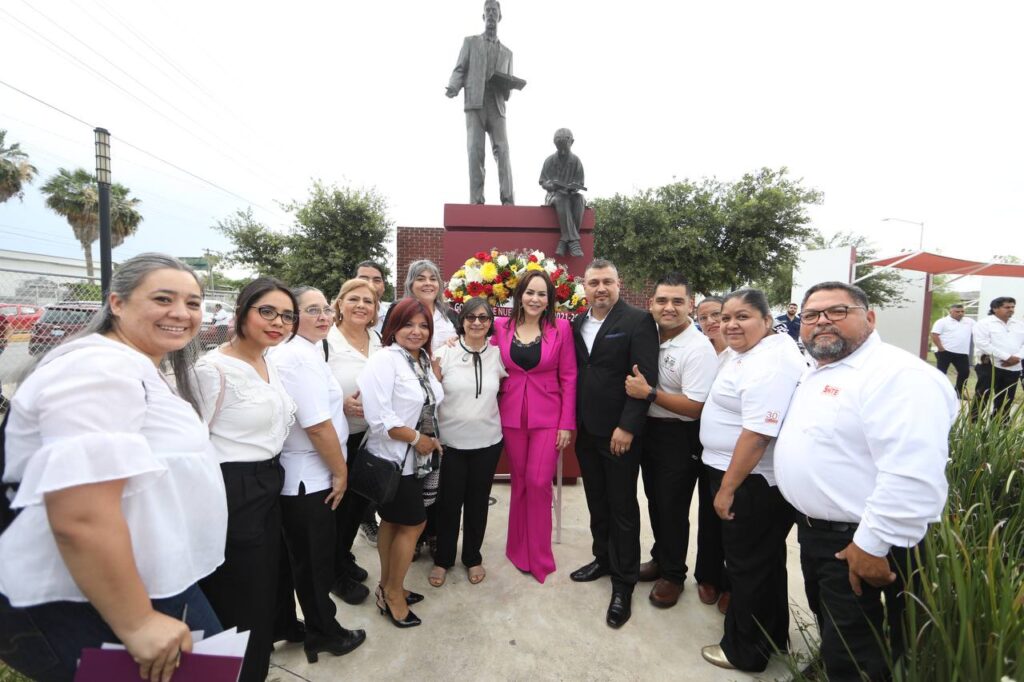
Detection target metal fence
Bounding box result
[0,267,237,403]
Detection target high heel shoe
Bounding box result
[303,629,367,663]
[376,583,424,606]
[381,590,422,628]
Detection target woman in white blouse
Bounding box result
[358,298,444,628]
[697,289,804,673]
[326,278,382,606]
[186,277,298,682]
[271,286,365,663]
[0,254,227,682]
[429,298,506,587]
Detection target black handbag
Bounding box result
[348,440,402,506]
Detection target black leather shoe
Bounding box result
[606,592,632,629]
[303,628,366,663]
[570,560,609,582]
[344,561,369,583]
[331,576,369,605]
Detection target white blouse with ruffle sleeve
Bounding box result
[0,334,227,607]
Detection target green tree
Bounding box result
[929,275,962,325]
[592,167,820,294]
[40,168,143,278]
[0,130,37,204]
[214,208,289,278]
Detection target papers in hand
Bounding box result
[77,628,250,681]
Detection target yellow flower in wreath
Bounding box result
[526,262,544,272]
[492,282,508,299]
[480,262,498,282]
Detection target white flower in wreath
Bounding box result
[496,254,509,267]
[448,276,465,290]
[530,249,546,262]
[574,283,586,298]
[464,265,483,284]
[543,260,557,274]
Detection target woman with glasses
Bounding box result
[697,289,804,673]
[358,298,444,627]
[326,279,381,606]
[187,278,298,682]
[696,296,727,356]
[492,270,577,583]
[271,287,365,663]
[428,298,506,587]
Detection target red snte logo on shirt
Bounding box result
[765,411,779,424]
[822,385,841,396]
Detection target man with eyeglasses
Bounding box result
[773,281,957,681]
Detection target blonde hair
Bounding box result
[333,278,379,329]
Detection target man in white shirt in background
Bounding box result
[212,303,231,344]
[624,273,717,608]
[930,303,974,397]
[355,261,391,335]
[774,281,957,681]
[972,296,1023,421]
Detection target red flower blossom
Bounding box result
[494,273,503,283]
[467,281,484,296]
[475,251,488,261]
[551,268,563,281]
[556,283,571,300]
[444,289,453,299]
[484,284,493,294]
[528,254,538,263]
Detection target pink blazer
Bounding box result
[491,317,577,431]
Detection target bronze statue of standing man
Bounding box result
[446,0,524,206]
[540,128,586,257]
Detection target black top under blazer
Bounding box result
[571,298,660,438]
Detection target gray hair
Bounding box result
[404,259,449,316]
[584,258,617,277]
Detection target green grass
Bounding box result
[0,663,29,682]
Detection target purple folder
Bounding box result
[74,648,242,682]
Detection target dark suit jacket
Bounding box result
[572,299,659,438]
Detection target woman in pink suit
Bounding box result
[491,269,577,583]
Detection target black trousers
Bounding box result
[798,522,917,682]
[346,431,378,526]
[334,431,371,579]
[280,485,344,637]
[576,425,642,594]
[974,363,1021,420]
[199,458,283,682]
[694,461,730,591]
[434,441,503,568]
[640,419,701,584]
[707,468,794,672]
[934,350,970,397]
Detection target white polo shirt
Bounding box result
[973,316,1024,371]
[699,333,805,485]
[579,310,605,354]
[930,315,974,354]
[775,332,958,556]
[271,335,349,495]
[648,322,718,421]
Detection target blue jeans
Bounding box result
[0,583,221,682]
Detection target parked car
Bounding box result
[0,303,43,331]
[28,302,102,356]
[202,300,235,324]
[0,314,8,357]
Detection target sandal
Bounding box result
[428,566,447,588]
[468,565,486,585]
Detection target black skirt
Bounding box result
[377,474,426,526]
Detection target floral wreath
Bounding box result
[445,249,587,313]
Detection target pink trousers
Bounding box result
[503,427,558,583]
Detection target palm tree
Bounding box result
[40,168,143,278]
[0,129,38,204]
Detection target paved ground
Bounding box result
[269,482,812,682]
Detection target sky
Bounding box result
[2,0,1022,287]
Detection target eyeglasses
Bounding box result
[464,315,492,323]
[800,305,865,324]
[302,306,336,318]
[256,306,297,324]
[697,311,722,323]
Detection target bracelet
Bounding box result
[411,431,421,447]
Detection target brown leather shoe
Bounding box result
[697,582,720,605]
[648,578,683,608]
[717,590,731,615]
[638,560,660,582]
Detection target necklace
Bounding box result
[340,326,369,354]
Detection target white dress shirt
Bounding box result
[0,334,227,607]
[326,325,382,434]
[579,310,606,354]
[699,333,805,486]
[271,335,349,495]
[194,349,296,464]
[358,345,445,476]
[373,301,392,335]
[930,315,974,354]
[648,322,718,421]
[435,340,506,449]
[973,315,1024,371]
[432,307,458,352]
[775,332,958,556]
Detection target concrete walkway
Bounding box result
[270,482,812,682]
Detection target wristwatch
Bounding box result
[645,387,657,403]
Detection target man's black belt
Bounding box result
[801,514,858,533]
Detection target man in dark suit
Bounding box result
[570,258,660,628]
[445,0,515,205]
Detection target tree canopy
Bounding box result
[591,167,821,295]
[216,181,394,299]
[0,129,38,204]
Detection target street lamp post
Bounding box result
[94,127,113,297]
[882,217,925,251]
